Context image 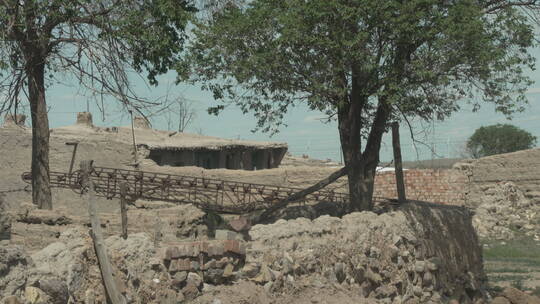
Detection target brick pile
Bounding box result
[161,238,246,290]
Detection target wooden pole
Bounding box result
[119,182,128,240]
[65,142,79,176]
[80,161,126,304]
[391,122,406,203]
[129,110,138,166]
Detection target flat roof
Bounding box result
[52,124,288,151]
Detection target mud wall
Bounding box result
[148,147,288,170]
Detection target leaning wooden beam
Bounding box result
[254,166,348,223]
[80,161,127,304]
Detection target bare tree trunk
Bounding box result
[28,58,52,210]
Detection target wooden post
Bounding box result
[391,122,406,203]
[129,110,138,166]
[80,161,126,304]
[119,182,128,240]
[153,215,162,248]
[65,142,79,176]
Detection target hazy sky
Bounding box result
[21,47,540,163]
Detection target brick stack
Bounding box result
[161,239,246,287]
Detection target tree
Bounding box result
[466,124,537,158]
[165,95,196,132]
[179,0,536,211]
[176,97,196,132]
[0,1,196,209]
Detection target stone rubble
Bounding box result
[241,202,487,303]
[4,201,538,303]
[472,182,540,240]
[0,195,11,240]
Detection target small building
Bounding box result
[57,112,288,170]
[142,143,287,170]
[135,126,287,170]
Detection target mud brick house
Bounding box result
[52,112,288,170]
[136,132,288,170]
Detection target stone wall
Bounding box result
[454,148,540,208]
[246,201,486,303]
[373,169,467,205]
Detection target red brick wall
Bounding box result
[373,169,467,205]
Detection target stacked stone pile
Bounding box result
[240,202,487,303]
[472,182,540,240]
[0,228,184,303]
[0,202,492,303]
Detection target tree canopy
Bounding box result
[467,124,537,158]
[0,0,196,209]
[179,0,537,211]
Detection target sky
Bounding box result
[10,49,540,164]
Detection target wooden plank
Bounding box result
[119,182,128,240]
[80,161,126,304]
[391,122,407,203]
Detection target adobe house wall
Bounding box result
[270,147,287,168]
[147,147,287,170]
[242,150,253,170]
